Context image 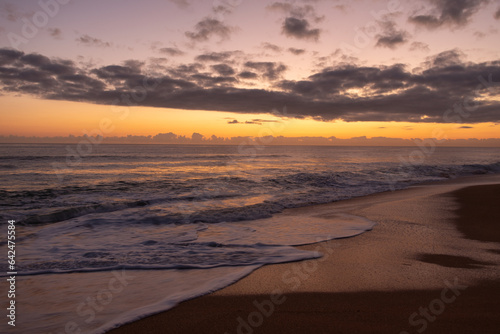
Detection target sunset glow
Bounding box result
[0,0,499,145]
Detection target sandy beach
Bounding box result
[109,174,500,334]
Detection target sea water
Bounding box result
[0,144,499,333]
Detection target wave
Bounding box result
[0,164,17,169]
[0,244,319,277]
[3,161,499,227]
[0,153,292,162]
[19,200,150,225]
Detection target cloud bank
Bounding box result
[0,48,499,124]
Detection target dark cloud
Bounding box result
[168,63,204,78]
[1,48,500,124]
[375,21,409,49]
[159,47,185,56]
[376,32,408,49]
[211,64,235,76]
[185,18,234,42]
[0,48,24,66]
[244,62,287,80]
[227,119,239,124]
[92,65,140,80]
[122,60,144,72]
[77,35,112,48]
[288,48,306,55]
[0,49,105,97]
[282,17,320,41]
[195,51,236,62]
[459,126,474,128]
[238,71,258,79]
[21,53,50,67]
[424,49,465,68]
[495,8,500,20]
[268,2,322,41]
[409,0,489,29]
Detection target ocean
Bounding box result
[1,143,499,333]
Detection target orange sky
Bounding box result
[1,95,499,142]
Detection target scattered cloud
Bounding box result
[168,63,204,78]
[288,48,306,55]
[48,28,62,39]
[409,41,430,52]
[459,126,474,129]
[495,8,500,20]
[376,31,408,49]
[423,49,465,68]
[244,61,287,80]
[1,48,500,124]
[262,43,283,53]
[375,21,409,49]
[185,17,235,42]
[268,1,323,41]
[76,34,112,48]
[159,47,185,56]
[195,51,238,62]
[211,63,235,76]
[213,4,233,19]
[267,2,323,22]
[409,0,489,29]
[282,17,320,41]
[238,71,258,79]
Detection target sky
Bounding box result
[0,0,499,145]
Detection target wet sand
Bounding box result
[108,174,500,334]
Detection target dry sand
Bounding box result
[108,174,500,334]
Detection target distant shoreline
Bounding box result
[2,141,500,147]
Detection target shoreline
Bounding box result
[109,174,500,333]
